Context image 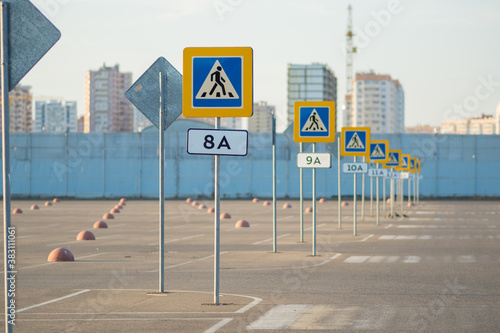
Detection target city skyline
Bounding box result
[22,0,500,131]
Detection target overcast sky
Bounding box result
[26,0,500,131]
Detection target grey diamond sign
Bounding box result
[5,0,61,90]
[125,57,182,130]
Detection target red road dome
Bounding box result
[235,220,250,228]
[76,231,96,240]
[47,248,74,262]
[93,221,108,229]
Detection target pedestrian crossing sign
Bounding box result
[398,154,411,171]
[341,127,370,157]
[183,47,253,117]
[368,140,389,163]
[293,101,335,143]
[384,149,401,168]
[410,157,417,173]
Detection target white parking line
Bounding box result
[17,289,91,313]
[305,223,326,231]
[379,235,396,240]
[46,235,121,247]
[360,234,374,242]
[395,235,418,240]
[46,240,81,247]
[144,261,193,273]
[181,234,205,240]
[402,256,421,263]
[18,235,35,239]
[344,256,371,263]
[247,304,312,330]
[198,251,229,261]
[204,318,233,333]
[457,255,476,263]
[149,234,205,246]
[78,253,112,259]
[329,253,342,260]
[252,233,291,245]
[398,225,425,228]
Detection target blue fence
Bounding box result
[4,120,500,198]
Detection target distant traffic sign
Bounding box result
[368,140,389,163]
[341,127,370,157]
[399,154,410,171]
[297,153,332,168]
[183,47,253,117]
[187,128,248,156]
[410,157,417,172]
[293,101,335,143]
[6,0,61,90]
[342,162,368,174]
[125,57,182,130]
[368,168,387,177]
[386,171,401,179]
[384,150,401,168]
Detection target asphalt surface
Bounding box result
[1,197,499,332]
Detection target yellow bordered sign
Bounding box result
[367,139,389,163]
[410,157,417,173]
[397,154,411,171]
[340,127,370,157]
[293,101,335,143]
[384,149,401,169]
[183,47,253,117]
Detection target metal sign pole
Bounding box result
[299,142,304,242]
[417,177,420,203]
[158,73,166,293]
[413,176,416,204]
[390,169,394,218]
[383,176,386,212]
[272,114,277,253]
[370,167,373,217]
[337,140,342,229]
[214,117,221,304]
[408,177,411,206]
[400,178,404,214]
[353,156,357,236]
[1,5,13,332]
[312,143,317,255]
[397,178,400,214]
[361,156,365,220]
[376,164,380,226]
[416,176,418,203]
[395,178,398,213]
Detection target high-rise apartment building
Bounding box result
[34,99,77,133]
[0,85,33,132]
[287,63,337,131]
[345,72,405,134]
[441,114,497,135]
[405,125,438,134]
[84,64,133,133]
[242,101,274,133]
[77,116,84,132]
